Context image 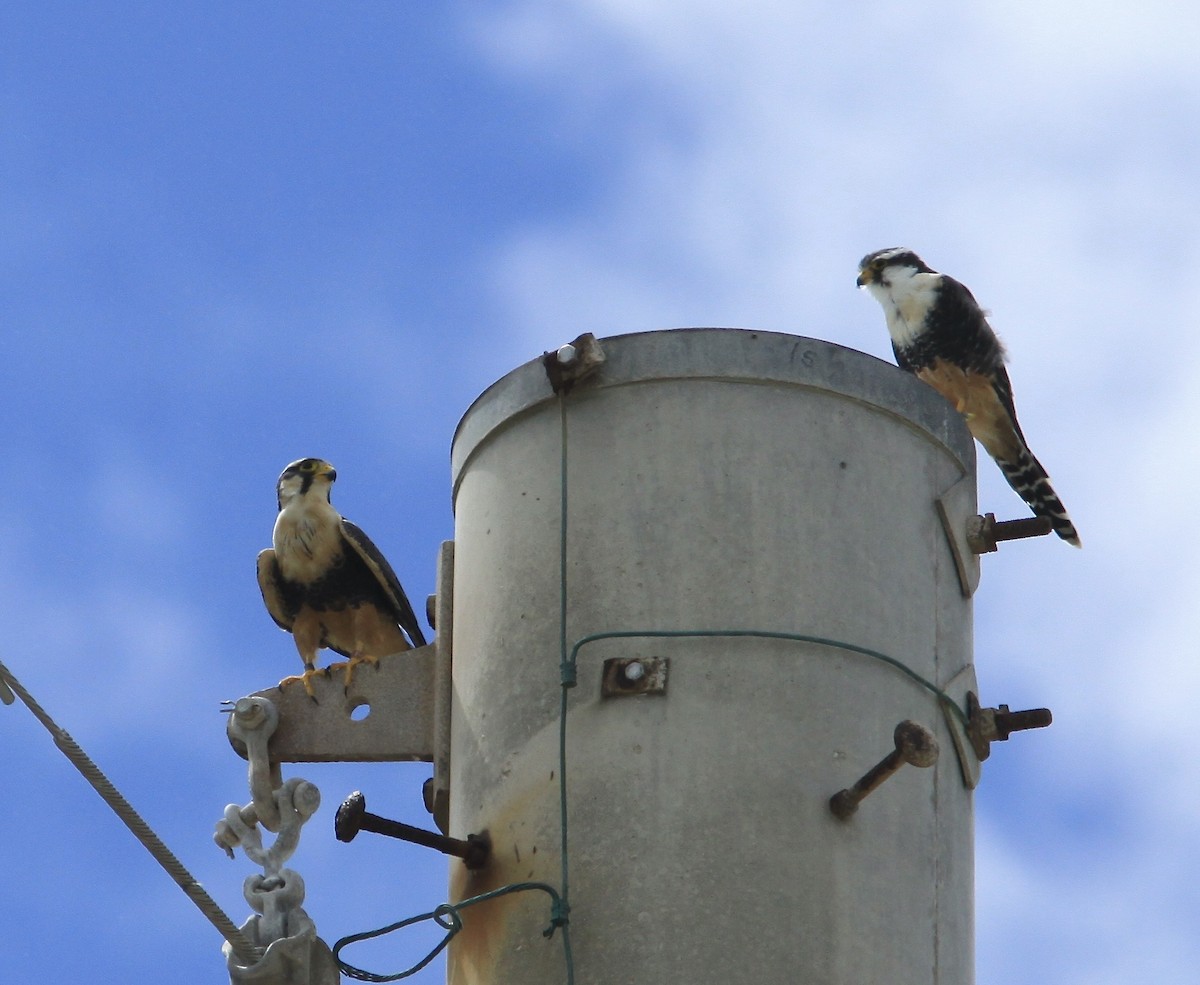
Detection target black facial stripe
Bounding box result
[859,248,934,275]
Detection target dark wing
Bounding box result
[256,549,294,631]
[986,363,1028,447]
[925,275,1026,436]
[339,519,429,648]
[923,276,1005,371]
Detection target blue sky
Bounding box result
[3,2,1197,982]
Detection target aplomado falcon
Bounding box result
[857,248,1080,546]
[257,458,429,696]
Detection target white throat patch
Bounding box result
[865,268,942,347]
[273,484,343,582]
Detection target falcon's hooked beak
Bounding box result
[316,461,337,482]
[856,268,874,288]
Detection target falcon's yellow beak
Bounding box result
[856,268,873,287]
[316,461,337,481]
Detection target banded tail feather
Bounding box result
[996,448,1081,547]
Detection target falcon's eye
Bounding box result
[300,461,317,472]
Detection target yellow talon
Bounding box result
[341,653,380,690]
[278,665,324,701]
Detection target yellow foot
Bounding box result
[342,653,380,690]
[278,665,325,702]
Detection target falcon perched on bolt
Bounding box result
[857,248,1080,546]
[257,458,429,697]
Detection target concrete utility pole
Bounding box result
[446,329,984,984]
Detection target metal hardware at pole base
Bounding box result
[829,720,940,820]
[334,791,491,870]
[966,512,1054,554]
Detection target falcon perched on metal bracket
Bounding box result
[857,248,1080,547]
[257,458,429,697]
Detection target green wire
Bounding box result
[555,395,576,982]
[566,629,969,730]
[334,882,570,983]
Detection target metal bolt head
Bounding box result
[335,790,367,843]
[893,720,939,768]
[601,657,668,696]
[557,343,578,365]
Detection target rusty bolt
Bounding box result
[967,692,1054,760]
[829,720,940,820]
[993,705,1053,739]
[967,513,1054,554]
[335,791,490,870]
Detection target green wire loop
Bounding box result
[333,882,568,983]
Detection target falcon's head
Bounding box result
[276,458,337,511]
[856,248,936,289]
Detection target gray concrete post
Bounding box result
[447,329,978,984]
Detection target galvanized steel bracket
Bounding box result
[227,645,436,762]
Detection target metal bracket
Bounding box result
[601,657,668,697]
[935,472,981,598]
[427,541,454,833]
[939,663,982,789]
[543,332,606,395]
[227,645,436,763]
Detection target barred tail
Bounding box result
[995,447,1081,547]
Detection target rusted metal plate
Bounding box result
[601,657,668,697]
